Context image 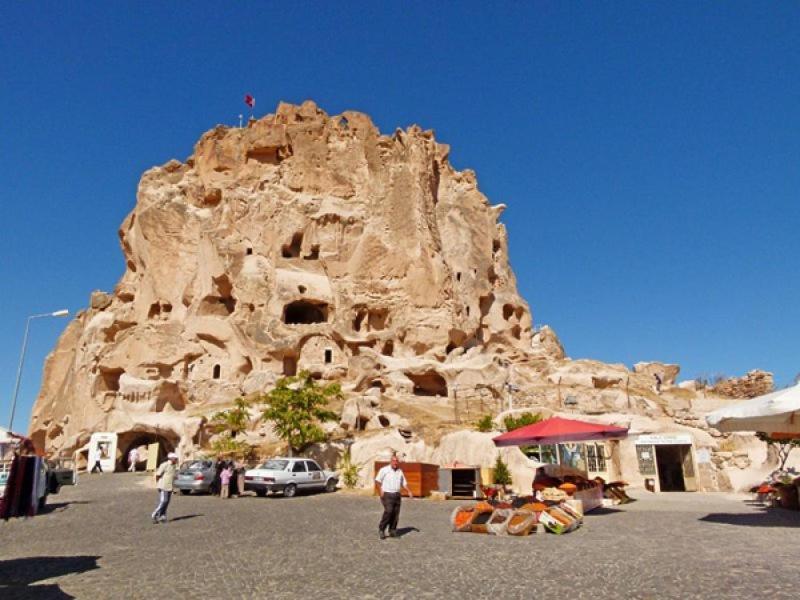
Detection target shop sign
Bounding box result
[635,433,693,446]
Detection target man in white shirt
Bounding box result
[375,454,413,540]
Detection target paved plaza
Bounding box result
[1,473,798,599]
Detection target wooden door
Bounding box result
[680,445,698,492]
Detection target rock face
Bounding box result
[712,370,774,399]
[29,100,777,494]
[29,101,536,460]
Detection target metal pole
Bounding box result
[9,316,33,431]
[8,310,69,432]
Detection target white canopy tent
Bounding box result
[706,383,800,435]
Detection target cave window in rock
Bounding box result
[281,232,304,258]
[212,364,221,379]
[511,325,521,340]
[283,355,297,376]
[406,371,448,397]
[283,300,329,325]
[465,306,470,317]
[324,348,333,364]
[381,340,394,356]
[303,245,320,260]
[456,272,462,282]
[98,367,124,392]
[246,247,253,256]
[479,294,495,318]
[503,303,515,321]
[378,415,390,428]
[493,239,501,254]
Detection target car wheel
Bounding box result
[284,483,297,498]
[255,489,267,497]
[325,478,337,493]
[179,489,190,496]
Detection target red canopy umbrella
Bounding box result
[493,416,629,447]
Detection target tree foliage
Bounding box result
[503,411,542,432]
[260,371,341,455]
[210,433,254,460]
[756,432,800,470]
[209,397,251,438]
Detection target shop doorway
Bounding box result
[655,444,696,492]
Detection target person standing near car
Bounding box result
[151,452,179,524]
[375,454,413,540]
[219,462,233,499]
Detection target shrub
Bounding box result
[475,415,494,432]
[503,412,542,432]
[494,455,512,486]
[337,447,361,489]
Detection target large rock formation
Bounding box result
[30,101,782,492]
[29,101,537,460]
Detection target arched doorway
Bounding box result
[116,430,178,471]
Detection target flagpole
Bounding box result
[238,114,243,128]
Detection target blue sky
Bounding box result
[1,2,798,431]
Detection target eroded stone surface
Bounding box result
[29,101,777,492]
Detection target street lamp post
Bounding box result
[8,309,69,431]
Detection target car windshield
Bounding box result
[259,460,288,471]
[181,460,211,470]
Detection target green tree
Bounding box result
[493,455,512,487]
[756,432,800,470]
[503,411,542,432]
[210,435,254,460]
[259,371,341,455]
[209,397,251,439]
[475,415,494,432]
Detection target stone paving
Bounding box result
[1,473,798,599]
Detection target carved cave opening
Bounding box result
[406,371,448,397]
[281,232,304,258]
[283,355,298,376]
[283,300,329,325]
[98,367,125,392]
[116,430,178,471]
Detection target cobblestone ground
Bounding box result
[1,473,798,599]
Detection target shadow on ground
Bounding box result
[169,513,203,522]
[700,509,800,528]
[0,555,100,599]
[39,501,91,515]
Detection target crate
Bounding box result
[374,461,439,497]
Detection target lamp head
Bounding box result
[51,309,69,317]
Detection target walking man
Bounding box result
[128,447,139,472]
[375,454,413,540]
[151,452,179,524]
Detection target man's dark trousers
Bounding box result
[379,492,402,534]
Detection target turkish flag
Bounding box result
[244,94,255,108]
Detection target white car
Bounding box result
[244,457,338,498]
